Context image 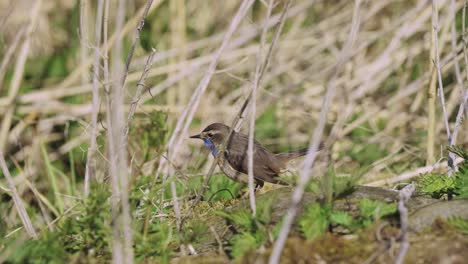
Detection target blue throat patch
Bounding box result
[202,138,218,156]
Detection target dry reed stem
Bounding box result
[156,0,255,182]
[0,0,41,151]
[395,183,415,264]
[182,0,293,222]
[463,1,468,87]
[366,156,464,186]
[55,0,162,91]
[0,1,319,110]
[269,0,362,262]
[449,0,467,170]
[108,0,134,263]
[166,0,256,171]
[84,0,105,198]
[0,27,25,93]
[168,0,187,106]
[247,0,276,217]
[432,0,452,172]
[79,0,90,85]
[0,152,37,239]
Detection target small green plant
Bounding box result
[215,198,274,260]
[447,217,468,235]
[59,184,112,255]
[450,146,468,198]
[419,173,455,198]
[134,220,175,262]
[357,198,397,227]
[298,198,397,241]
[298,203,330,240]
[130,111,168,175]
[5,184,113,263]
[419,146,468,199]
[205,174,243,202]
[6,232,68,264]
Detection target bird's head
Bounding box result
[190,123,231,155]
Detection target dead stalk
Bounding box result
[156,0,255,184]
[0,0,42,151]
[247,0,276,217]
[84,0,105,197]
[0,152,38,239]
[432,0,452,172]
[395,183,415,264]
[269,0,362,262]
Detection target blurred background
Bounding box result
[1,0,468,259]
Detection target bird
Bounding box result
[190,122,309,187]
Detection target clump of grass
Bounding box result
[59,184,112,255]
[134,220,175,262]
[4,184,112,263]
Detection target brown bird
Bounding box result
[190,123,309,187]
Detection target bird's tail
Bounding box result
[275,143,324,162]
[275,148,309,162]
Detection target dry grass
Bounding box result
[1,0,468,261]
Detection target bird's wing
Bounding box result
[225,132,286,184]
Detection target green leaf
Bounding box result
[358,198,397,223]
[419,173,455,198]
[206,175,242,201]
[215,209,255,230]
[298,203,329,240]
[256,197,274,225]
[230,232,266,260]
[330,211,353,227]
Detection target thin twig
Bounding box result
[269,1,362,262]
[170,181,186,256]
[124,48,157,139]
[209,226,224,254]
[395,183,415,264]
[366,156,464,186]
[56,0,161,91]
[155,0,255,183]
[0,152,37,239]
[121,0,154,88]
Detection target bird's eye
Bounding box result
[206,132,214,137]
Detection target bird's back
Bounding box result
[223,131,288,185]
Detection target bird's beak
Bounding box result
[190,134,201,139]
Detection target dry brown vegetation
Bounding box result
[1,0,468,263]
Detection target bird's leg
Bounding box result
[254,180,264,192]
